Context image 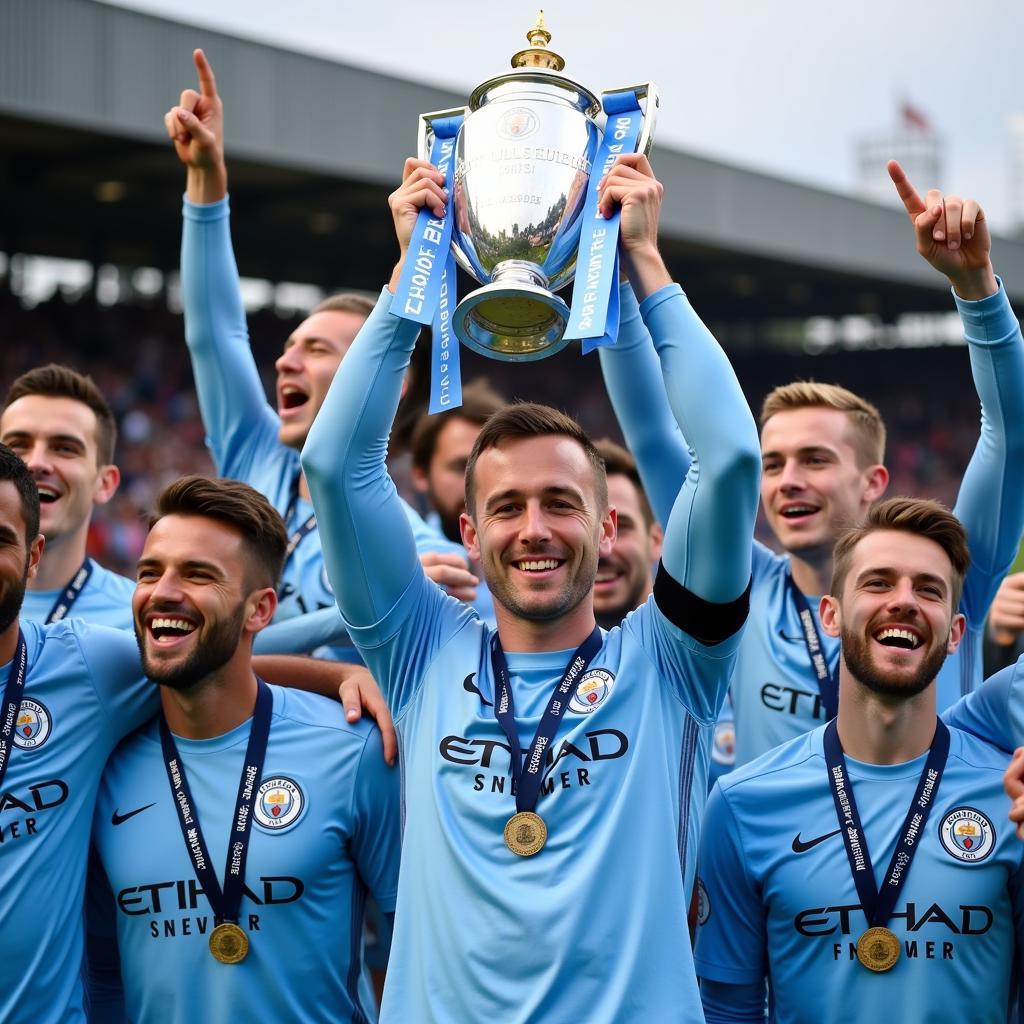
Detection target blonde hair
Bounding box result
[761,381,885,466]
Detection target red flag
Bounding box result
[901,101,931,134]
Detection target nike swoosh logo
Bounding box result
[463,672,493,707]
[792,828,842,853]
[111,803,156,826]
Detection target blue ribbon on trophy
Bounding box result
[564,89,645,354]
[389,113,465,413]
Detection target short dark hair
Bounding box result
[0,443,40,547]
[150,476,288,590]
[594,438,655,527]
[308,292,376,319]
[410,379,507,474]
[5,364,118,465]
[464,402,607,517]
[831,497,970,609]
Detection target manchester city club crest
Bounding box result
[696,879,711,926]
[253,777,305,832]
[568,668,615,714]
[938,806,995,863]
[496,106,540,141]
[711,721,736,767]
[13,699,52,750]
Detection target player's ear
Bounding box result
[461,511,480,561]
[93,463,121,506]
[410,463,429,496]
[647,520,664,562]
[245,587,277,635]
[599,506,617,557]
[819,594,841,638]
[25,533,44,581]
[946,611,966,654]
[861,464,888,505]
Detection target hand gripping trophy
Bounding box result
[392,12,658,367]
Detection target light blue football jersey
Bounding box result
[93,685,400,1024]
[181,197,464,662]
[695,724,1024,1023]
[21,559,134,632]
[0,619,152,1024]
[347,572,730,1023]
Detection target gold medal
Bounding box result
[209,922,249,964]
[504,811,547,857]
[856,926,900,973]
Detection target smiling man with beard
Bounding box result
[695,498,1024,1023]
[91,476,399,1024]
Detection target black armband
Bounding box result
[653,562,752,646]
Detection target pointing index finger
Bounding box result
[193,48,218,99]
[887,159,925,219]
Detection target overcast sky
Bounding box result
[104,0,1024,230]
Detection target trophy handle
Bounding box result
[600,83,660,157]
[417,107,475,280]
[417,107,470,162]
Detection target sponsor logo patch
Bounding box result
[568,669,615,714]
[13,699,51,750]
[939,806,995,863]
[254,777,305,832]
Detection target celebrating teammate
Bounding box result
[695,498,1024,1021]
[92,476,399,1023]
[601,162,1024,770]
[2,365,131,630]
[302,152,760,1020]
[165,48,470,661]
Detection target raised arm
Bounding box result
[166,49,280,472]
[601,155,760,605]
[301,160,445,628]
[888,161,1024,623]
[597,282,690,526]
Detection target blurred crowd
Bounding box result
[0,277,981,576]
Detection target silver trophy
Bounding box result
[419,13,658,361]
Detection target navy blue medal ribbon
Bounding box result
[45,557,93,624]
[389,113,465,414]
[786,574,840,721]
[564,89,645,353]
[277,478,317,598]
[159,678,273,932]
[490,626,602,816]
[823,717,949,931]
[0,630,28,790]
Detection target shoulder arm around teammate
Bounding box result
[597,281,691,526]
[943,656,1024,752]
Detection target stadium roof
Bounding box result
[3,0,1024,331]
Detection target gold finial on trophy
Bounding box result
[511,10,565,72]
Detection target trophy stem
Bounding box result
[490,260,550,291]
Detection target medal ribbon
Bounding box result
[823,717,949,929]
[490,626,602,815]
[0,630,28,791]
[389,114,465,414]
[45,557,93,624]
[786,574,840,721]
[277,479,317,598]
[159,678,273,927]
[564,89,645,353]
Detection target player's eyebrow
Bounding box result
[761,445,836,462]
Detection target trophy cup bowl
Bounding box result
[418,15,657,361]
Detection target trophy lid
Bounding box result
[510,11,565,72]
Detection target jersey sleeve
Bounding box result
[349,727,402,913]
[301,289,475,714]
[700,979,768,1023]
[181,196,282,477]
[253,606,350,655]
[642,285,760,606]
[951,283,1024,625]
[597,281,691,526]
[942,658,1024,752]
[73,622,156,744]
[694,784,768,986]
